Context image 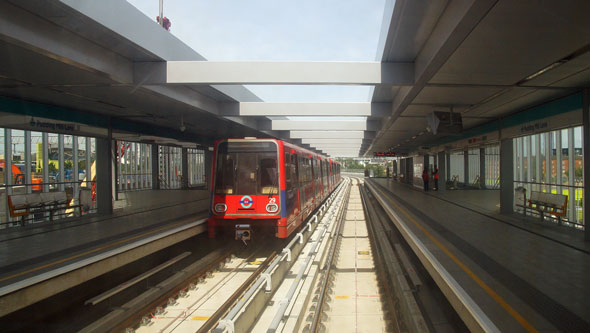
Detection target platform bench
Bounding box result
[7,191,81,225]
[528,191,568,224]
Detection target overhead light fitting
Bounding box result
[517,43,590,85]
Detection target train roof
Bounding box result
[214,138,338,162]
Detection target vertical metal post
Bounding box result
[5,129,12,196]
[438,151,446,192]
[86,137,91,189]
[557,129,563,194]
[568,128,576,223]
[446,152,451,181]
[42,133,49,193]
[464,149,469,185]
[526,135,532,196]
[73,136,79,200]
[480,147,486,189]
[518,137,524,184]
[114,140,120,197]
[582,88,589,240]
[526,135,532,181]
[25,131,32,194]
[545,132,551,189]
[139,143,144,189]
[182,148,189,189]
[535,134,541,186]
[500,138,514,214]
[152,144,159,190]
[58,134,64,192]
[159,0,164,26]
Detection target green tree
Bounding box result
[48,161,57,174]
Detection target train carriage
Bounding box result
[208,138,340,240]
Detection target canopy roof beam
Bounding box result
[135,61,414,85]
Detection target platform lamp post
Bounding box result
[158,0,163,27]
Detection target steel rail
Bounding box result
[106,249,233,333]
[160,244,270,333]
[197,251,277,333]
[85,252,192,306]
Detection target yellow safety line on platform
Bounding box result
[374,185,537,333]
[0,219,192,284]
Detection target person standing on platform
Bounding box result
[433,165,439,191]
[422,169,429,191]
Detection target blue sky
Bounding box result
[126,0,391,102]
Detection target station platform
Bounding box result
[0,189,210,317]
[367,178,590,332]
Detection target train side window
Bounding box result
[292,154,299,187]
[285,153,292,189]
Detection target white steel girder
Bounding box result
[134,61,414,85]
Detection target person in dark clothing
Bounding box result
[422,169,429,191]
[432,165,439,191]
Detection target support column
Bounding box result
[582,88,589,241]
[464,150,469,185]
[181,148,189,189]
[96,138,113,214]
[446,152,451,181]
[423,154,429,190]
[4,129,12,196]
[204,148,213,190]
[151,144,159,190]
[480,147,486,189]
[437,151,446,192]
[500,138,514,214]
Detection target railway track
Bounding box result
[82,180,347,333]
[83,177,459,333]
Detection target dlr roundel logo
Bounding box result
[240,195,254,209]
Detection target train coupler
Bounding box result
[235,224,251,245]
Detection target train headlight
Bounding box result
[266,203,279,213]
[214,203,227,213]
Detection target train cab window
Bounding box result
[236,153,257,194]
[259,157,278,195]
[215,154,235,194]
[214,141,278,195]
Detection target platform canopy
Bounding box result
[0,0,588,157]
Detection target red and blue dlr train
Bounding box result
[208,138,341,240]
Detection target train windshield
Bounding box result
[214,141,278,195]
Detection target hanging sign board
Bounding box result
[0,112,108,137]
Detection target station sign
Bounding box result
[374,152,400,157]
[0,112,107,137]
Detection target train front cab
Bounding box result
[208,139,283,240]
